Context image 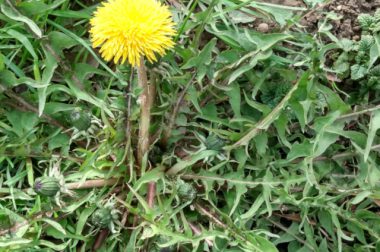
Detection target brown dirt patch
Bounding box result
[253,0,380,38]
[303,0,380,39]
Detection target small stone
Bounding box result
[336,5,342,11]
[353,35,360,41]
[257,23,269,33]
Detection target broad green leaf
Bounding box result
[18,0,66,15]
[244,91,271,115]
[364,110,380,161]
[47,19,125,83]
[48,31,78,53]
[208,27,255,50]
[229,72,308,149]
[76,205,96,235]
[374,34,380,69]
[274,113,292,148]
[65,78,114,118]
[312,112,342,157]
[167,150,218,175]
[0,70,17,87]
[74,63,108,83]
[241,195,265,220]
[228,50,272,84]
[254,132,268,155]
[252,2,304,26]
[262,170,273,216]
[226,83,241,118]
[297,100,312,131]
[245,31,292,51]
[369,43,379,69]
[331,211,354,252]
[351,64,367,80]
[0,188,33,201]
[1,3,42,38]
[126,167,165,204]
[347,222,366,244]
[182,38,217,69]
[252,235,279,252]
[187,85,201,113]
[38,49,58,116]
[287,140,313,161]
[233,148,248,171]
[227,172,248,216]
[5,111,38,137]
[0,208,29,238]
[316,84,350,113]
[1,54,25,77]
[228,10,255,24]
[0,52,4,71]
[6,29,38,60]
[185,170,305,188]
[50,9,92,19]
[134,167,164,192]
[39,218,67,236]
[126,227,141,251]
[48,133,70,150]
[38,240,69,251]
[0,238,32,248]
[351,191,372,205]
[127,184,151,214]
[62,191,94,213]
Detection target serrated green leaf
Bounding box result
[182,38,217,69]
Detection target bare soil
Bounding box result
[255,0,380,39]
[303,0,380,39]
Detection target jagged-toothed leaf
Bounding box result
[351,64,367,80]
[182,38,216,69]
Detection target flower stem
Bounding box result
[137,57,156,208]
[147,182,156,208]
[137,57,153,166]
[66,179,120,190]
[92,229,110,251]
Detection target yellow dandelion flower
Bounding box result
[90,0,176,66]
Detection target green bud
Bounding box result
[176,181,197,202]
[91,208,113,228]
[69,108,91,131]
[34,176,60,197]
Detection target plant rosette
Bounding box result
[192,132,228,163]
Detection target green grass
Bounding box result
[1,0,380,251]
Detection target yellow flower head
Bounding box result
[90,0,176,66]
